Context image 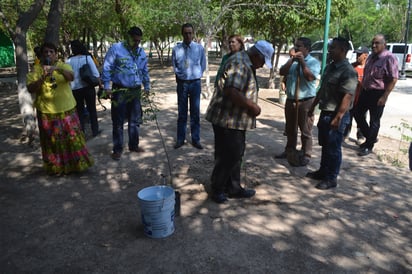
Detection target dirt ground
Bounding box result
[1,58,411,273]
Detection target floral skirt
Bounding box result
[37,108,94,175]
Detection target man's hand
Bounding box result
[248,103,261,117]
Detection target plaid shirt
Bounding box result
[206,51,258,130]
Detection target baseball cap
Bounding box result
[254,40,274,69]
[355,46,369,54]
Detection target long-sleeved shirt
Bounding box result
[172,41,206,80]
[101,41,150,90]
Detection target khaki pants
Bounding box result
[284,98,315,157]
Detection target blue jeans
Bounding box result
[111,89,142,153]
[317,111,350,181]
[176,79,201,143]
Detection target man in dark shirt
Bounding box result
[307,37,358,190]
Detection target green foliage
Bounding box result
[391,119,412,143]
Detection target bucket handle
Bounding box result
[161,174,167,209]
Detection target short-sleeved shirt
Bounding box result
[317,59,358,112]
[67,55,100,90]
[172,41,206,80]
[282,54,320,100]
[205,51,258,130]
[27,62,76,114]
[362,49,399,91]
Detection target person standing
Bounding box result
[215,34,244,86]
[275,37,320,166]
[354,34,398,156]
[27,42,94,175]
[206,40,274,203]
[101,26,150,160]
[306,37,358,190]
[343,46,369,143]
[172,23,206,149]
[67,40,101,137]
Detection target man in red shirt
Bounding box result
[354,34,398,156]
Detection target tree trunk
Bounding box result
[2,0,46,141]
[44,0,64,45]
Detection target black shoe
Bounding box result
[92,129,102,137]
[130,147,145,153]
[305,170,325,180]
[315,180,337,190]
[192,142,203,149]
[358,147,372,156]
[111,152,121,160]
[359,141,368,148]
[211,192,228,203]
[300,156,310,166]
[174,141,184,149]
[275,151,287,159]
[227,188,256,199]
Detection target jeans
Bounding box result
[72,86,99,136]
[317,111,350,181]
[354,89,385,149]
[176,79,201,143]
[111,89,142,153]
[211,125,246,194]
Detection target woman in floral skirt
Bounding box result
[27,42,94,175]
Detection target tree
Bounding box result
[0,0,46,141]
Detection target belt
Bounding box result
[321,110,336,116]
[178,78,200,83]
[287,96,315,102]
[112,83,140,89]
[364,88,384,93]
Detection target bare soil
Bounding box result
[0,58,411,273]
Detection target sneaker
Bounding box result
[111,152,121,160]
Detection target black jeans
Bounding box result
[354,89,385,149]
[211,125,246,195]
[72,86,99,136]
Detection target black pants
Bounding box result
[354,89,385,149]
[211,125,246,195]
[72,86,99,136]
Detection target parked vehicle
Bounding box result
[386,43,412,71]
[310,39,356,64]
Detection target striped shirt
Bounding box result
[206,51,258,130]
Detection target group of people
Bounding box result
[275,34,398,191]
[26,26,399,202]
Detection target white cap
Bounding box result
[254,40,274,69]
